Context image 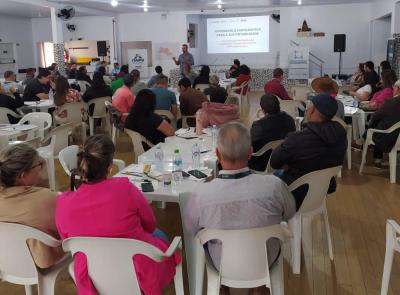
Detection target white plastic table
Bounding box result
[0,124,38,150]
[24,100,55,112]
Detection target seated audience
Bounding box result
[360,69,397,111]
[68,63,78,79]
[183,63,197,86]
[367,79,400,167]
[22,68,36,86]
[178,77,208,123]
[95,61,107,73]
[56,135,180,295]
[125,89,175,149]
[54,76,81,120]
[23,69,51,101]
[193,65,210,88]
[199,102,239,127]
[112,74,136,123]
[235,64,251,95]
[48,63,61,80]
[76,66,92,84]
[147,66,167,88]
[249,95,296,172]
[364,61,380,87]
[0,84,24,123]
[131,69,148,96]
[380,60,392,72]
[151,76,178,117]
[204,75,228,104]
[228,59,241,78]
[111,62,120,76]
[311,77,345,119]
[270,94,347,210]
[0,143,65,269]
[111,65,129,94]
[183,122,295,295]
[264,68,293,100]
[350,63,365,84]
[82,72,112,103]
[350,72,376,101]
[2,71,24,94]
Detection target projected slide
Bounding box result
[207,16,270,54]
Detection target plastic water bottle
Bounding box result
[154,145,164,172]
[192,142,201,169]
[172,149,183,185]
[211,125,217,150]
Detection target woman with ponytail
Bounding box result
[0,143,64,269]
[55,134,180,295]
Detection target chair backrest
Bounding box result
[42,122,75,156]
[0,107,22,124]
[196,224,292,285]
[181,115,196,128]
[19,112,52,139]
[155,110,174,122]
[195,84,210,92]
[0,222,61,285]
[290,166,342,213]
[77,80,91,93]
[58,145,79,176]
[124,128,154,163]
[280,100,305,119]
[62,237,167,295]
[252,140,284,173]
[54,102,87,124]
[87,96,111,118]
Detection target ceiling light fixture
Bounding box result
[111,0,118,7]
[217,4,222,8]
[144,7,148,12]
[297,0,302,5]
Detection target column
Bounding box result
[50,7,66,75]
[392,33,400,78]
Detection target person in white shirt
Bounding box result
[2,71,24,94]
[183,122,296,295]
[350,72,376,101]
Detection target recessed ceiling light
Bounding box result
[297,0,302,4]
[217,4,222,8]
[111,0,118,7]
[144,7,148,12]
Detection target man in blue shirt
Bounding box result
[151,76,178,117]
[173,44,194,78]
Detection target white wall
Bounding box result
[117,11,187,76]
[371,16,392,66]
[279,3,372,76]
[0,15,35,71]
[31,16,116,68]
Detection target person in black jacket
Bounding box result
[82,72,112,103]
[270,93,347,210]
[76,66,92,84]
[0,85,24,123]
[249,94,295,172]
[367,80,400,166]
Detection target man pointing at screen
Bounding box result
[173,44,194,78]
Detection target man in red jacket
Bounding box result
[264,68,293,100]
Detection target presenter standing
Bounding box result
[173,44,194,78]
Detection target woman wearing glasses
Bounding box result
[0,143,65,269]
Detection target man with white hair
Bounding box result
[183,122,295,294]
[204,75,228,103]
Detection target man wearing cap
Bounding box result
[311,76,344,119]
[270,93,347,210]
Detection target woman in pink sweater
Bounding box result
[56,135,180,295]
[112,74,135,123]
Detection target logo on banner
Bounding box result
[132,54,145,65]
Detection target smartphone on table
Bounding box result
[188,169,208,179]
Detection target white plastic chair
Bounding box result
[18,112,52,140]
[230,80,249,112]
[155,109,176,128]
[195,84,210,92]
[53,102,88,142]
[0,107,22,124]
[58,145,126,178]
[359,121,400,183]
[288,165,342,274]
[62,236,184,295]
[279,100,305,120]
[181,115,196,128]
[77,80,91,93]
[87,96,111,135]
[251,140,284,174]
[197,224,292,295]
[0,222,72,295]
[380,219,400,295]
[333,117,352,171]
[124,128,154,163]
[37,123,75,191]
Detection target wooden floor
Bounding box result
[1,92,400,295]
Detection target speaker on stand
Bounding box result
[97,41,107,61]
[334,34,346,76]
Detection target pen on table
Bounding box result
[145,173,160,182]
[122,172,144,177]
[201,150,211,153]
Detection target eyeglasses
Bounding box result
[30,161,45,170]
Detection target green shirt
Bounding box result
[111,77,124,94]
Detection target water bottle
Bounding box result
[172,149,183,185]
[211,125,217,150]
[192,142,201,169]
[154,145,164,172]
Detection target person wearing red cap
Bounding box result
[270,93,347,210]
